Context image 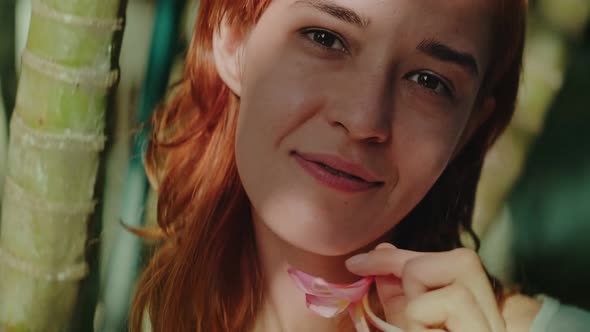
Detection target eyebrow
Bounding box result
[293,0,370,29]
[417,39,479,77]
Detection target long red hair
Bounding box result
[130,1,527,331]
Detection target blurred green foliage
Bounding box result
[510,26,590,310]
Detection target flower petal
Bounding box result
[330,276,374,302]
[348,302,371,332]
[362,293,404,332]
[288,268,334,296]
[305,294,350,318]
[288,268,374,301]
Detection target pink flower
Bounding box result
[288,268,403,332]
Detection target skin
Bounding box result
[212,0,541,331]
[231,0,493,256]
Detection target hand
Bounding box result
[345,243,506,332]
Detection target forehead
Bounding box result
[269,0,495,72]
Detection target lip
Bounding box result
[292,151,384,193]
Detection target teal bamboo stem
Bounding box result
[99,1,184,331]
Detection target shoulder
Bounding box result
[501,293,543,332]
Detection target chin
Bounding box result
[286,232,362,257]
[260,212,372,257]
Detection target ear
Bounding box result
[212,19,246,96]
[452,97,496,158]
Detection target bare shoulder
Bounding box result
[501,293,543,332]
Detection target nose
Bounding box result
[325,72,392,144]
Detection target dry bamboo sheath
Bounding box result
[0,1,125,331]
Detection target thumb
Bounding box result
[375,276,407,325]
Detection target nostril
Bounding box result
[331,120,349,132]
[326,107,391,143]
[366,135,386,144]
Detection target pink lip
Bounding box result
[293,151,384,193]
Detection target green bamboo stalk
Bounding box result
[0,81,7,200]
[0,1,126,331]
[99,2,184,331]
[0,0,17,118]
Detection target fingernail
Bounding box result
[346,253,368,267]
[376,243,396,250]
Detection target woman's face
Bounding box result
[229,0,494,255]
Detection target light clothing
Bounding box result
[529,295,590,332]
[140,294,590,331]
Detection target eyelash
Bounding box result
[405,71,454,98]
[302,28,455,99]
[302,28,349,54]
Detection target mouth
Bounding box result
[315,162,368,182]
[292,151,384,193]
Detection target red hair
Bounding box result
[130,1,527,331]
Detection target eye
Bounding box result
[303,28,348,53]
[406,72,453,97]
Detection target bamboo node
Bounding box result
[3,176,96,216]
[21,50,119,89]
[32,0,124,31]
[10,112,106,152]
[0,246,88,282]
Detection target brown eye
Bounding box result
[407,72,452,96]
[304,29,347,53]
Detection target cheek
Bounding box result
[399,141,452,190]
[398,125,458,174]
[385,111,467,206]
[237,52,327,150]
[234,51,324,202]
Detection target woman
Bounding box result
[130,1,540,331]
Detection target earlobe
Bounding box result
[212,20,245,96]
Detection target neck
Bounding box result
[251,213,375,332]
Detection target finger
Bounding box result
[401,249,505,332]
[346,247,505,332]
[376,242,396,250]
[375,276,406,323]
[405,283,491,332]
[345,245,426,277]
[375,275,404,302]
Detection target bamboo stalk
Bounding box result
[99,1,184,330]
[0,0,17,118]
[0,82,6,200]
[0,1,126,331]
